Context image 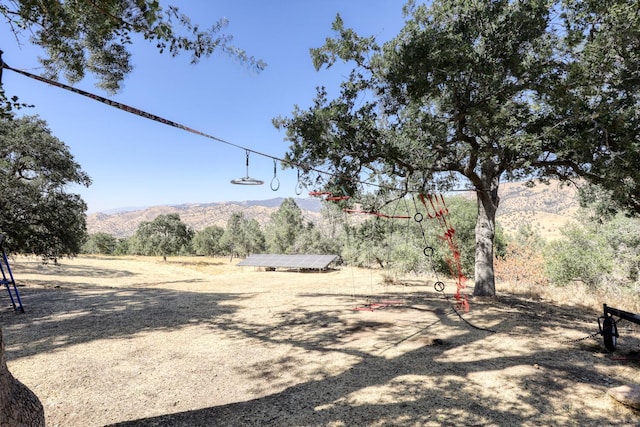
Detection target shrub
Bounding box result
[544,224,613,287]
[495,226,548,288]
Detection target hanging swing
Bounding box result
[270,159,280,191]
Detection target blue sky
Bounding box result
[2,1,408,213]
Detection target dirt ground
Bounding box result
[1,255,639,427]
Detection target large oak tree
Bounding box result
[0,115,90,258]
[133,213,193,260]
[275,0,639,296]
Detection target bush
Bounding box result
[544,224,613,287]
[599,214,640,283]
[81,233,117,255]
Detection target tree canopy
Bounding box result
[220,212,265,260]
[0,115,90,258]
[265,198,306,254]
[275,0,640,296]
[548,0,640,215]
[82,232,118,255]
[133,213,193,259]
[192,225,225,257]
[0,0,266,115]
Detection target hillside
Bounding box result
[495,180,579,239]
[86,181,580,239]
[86,198,323,238]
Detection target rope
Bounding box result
[432,281,496,333]
[409,194,499,332]
[415,194,470,312]
[425,195,468,308]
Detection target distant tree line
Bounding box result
[81,198,343,259]
[81,197,505,279]
[82,191,640,301]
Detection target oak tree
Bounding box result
[0,115,90,258]
[276,0,636,296]
[133,213,193,260]
[81,232,118,255]
[192,225,225,257]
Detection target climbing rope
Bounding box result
[409,194,498,332]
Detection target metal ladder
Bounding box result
[0,235,24,313]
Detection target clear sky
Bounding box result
[1,1,408,213]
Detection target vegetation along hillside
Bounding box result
[493,181,579,239]
[87,198,323,238]
[87,181,578,240]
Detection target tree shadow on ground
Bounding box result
[107,292,639,426]
[0,284,248,360]
[3,257,639,425]
[8,261,137,280]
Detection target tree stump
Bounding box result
[0,328,46,426]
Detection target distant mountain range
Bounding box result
[87,198,323,238]
[86,182,580,239]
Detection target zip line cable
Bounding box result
[1,57,409,196]
[1,56,480,198]
[2,60,245,149]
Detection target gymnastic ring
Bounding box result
[423,246,435,257]
[414,212,423,223]
[270,177,280,191]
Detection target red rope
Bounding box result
[343,209,411,219]
[420,193,469,312]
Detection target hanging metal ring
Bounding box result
[270,159,280,191]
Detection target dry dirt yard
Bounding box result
[1,255,639,427]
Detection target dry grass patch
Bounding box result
[1,255,638,426]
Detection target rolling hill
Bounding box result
[494,180,579,239]
[86,198,323,238]
[86,181,580,239]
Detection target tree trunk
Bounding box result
[473,177,500,297]
[0,328,46,427]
